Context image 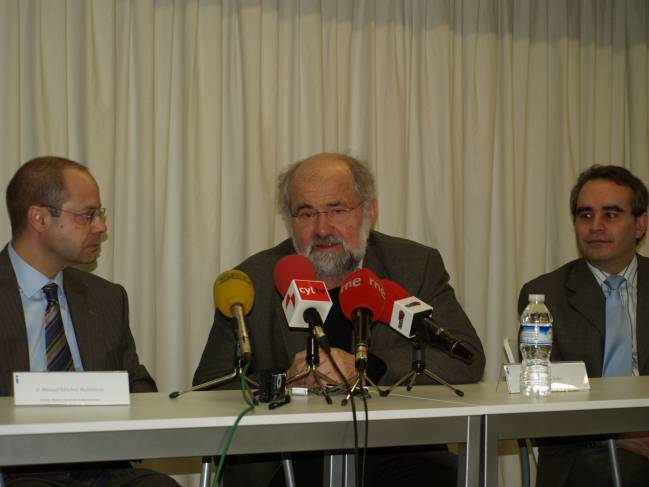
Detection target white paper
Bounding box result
[503,362,590,393]
[13,371,130,406]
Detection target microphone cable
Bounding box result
[321,347,367,487]
[213,362,255,487]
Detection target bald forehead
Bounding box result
[290,156,353,187]
[288,156,359,210]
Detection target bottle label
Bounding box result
[519,324,553,345]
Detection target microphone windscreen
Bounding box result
[213,270,255,317]
[377,279,410,323]
[273,254,317,295]
[339,268,385,321]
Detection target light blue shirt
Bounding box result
[587,256,638,376]
[8,244,84,371]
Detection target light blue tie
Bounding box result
[602,275,633,376]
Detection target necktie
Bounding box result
[602,275,633,376]
[43,283,74,371]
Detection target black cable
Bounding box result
[322,347,360,485]
[361,393,369,487]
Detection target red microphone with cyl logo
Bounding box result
[273,254,333,352]
[339,268,386,372]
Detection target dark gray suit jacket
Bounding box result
[518,255,649,377]
[0,246,156,396]
[194,230,485,388]
[193,231,485,487]
[518,255,649,486]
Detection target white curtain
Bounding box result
[1,1,647,485]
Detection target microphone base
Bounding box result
[169,368,259,399]
[286,332,336,404]
[380,367,464,397]
[341,372,385,406]
[380,338,464,397]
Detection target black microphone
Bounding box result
[379,279,474,363]
[339,268,386,372]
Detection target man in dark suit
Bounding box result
[194,153,485,486]
[519,165,649,487]
[1,156,178,486]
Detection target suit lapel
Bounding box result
[0,247,31,379]
[63,270,101,370]
[636,255,649,374]
[361,234,388,279]
[566,259,605,335]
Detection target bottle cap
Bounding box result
[528,294,545,303]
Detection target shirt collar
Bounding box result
[8,243,64,299]
[587,254,638,288]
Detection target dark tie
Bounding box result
[43,283,74,371]
[602,275,633,376]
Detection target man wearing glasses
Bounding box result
[0,156,178,486]
[194,152,485,486]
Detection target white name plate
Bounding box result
[13,372,130,406]
[503,361,590,394]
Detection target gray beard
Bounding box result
[293,215,372,283]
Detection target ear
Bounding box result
[635,211,648,241]
[27,206,49,233]
[366,198,378,227]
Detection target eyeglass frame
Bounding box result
[41,205,107,226]
[290,202,365,224]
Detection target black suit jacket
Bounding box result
[0,245,156,396]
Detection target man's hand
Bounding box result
[287,347,356,386]
[617,433,649,459]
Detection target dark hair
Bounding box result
[277,153,376,220]
[570,165,649,219]
[6,156,90,237]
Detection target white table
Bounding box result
[402,377,649,486]
[0,387,482,486]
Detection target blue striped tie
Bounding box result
[602,275,633,376]
[43,283,74,372]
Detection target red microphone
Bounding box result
[379,279,474,362]
[339,268,386,372]
[273,255,333,351]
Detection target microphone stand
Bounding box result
[286,325,337,404]
[341,369,384,406]
[379,337,464,397]
[169,340,258,400]
[341,311,385,406]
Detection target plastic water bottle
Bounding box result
[519,294,553,397]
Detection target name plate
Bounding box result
[503,361,590,394]
[13,372,130,406]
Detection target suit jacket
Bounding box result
[0,246,156,396]
[518,255,649,486]
[518,255,649,377]
[194,230,485,388]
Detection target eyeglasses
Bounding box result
[42,205,107,225]
[291,204,363,224]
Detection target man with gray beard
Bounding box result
[193,153,484,486]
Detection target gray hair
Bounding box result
[277,153,376,221]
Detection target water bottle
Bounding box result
[519,294,553,396]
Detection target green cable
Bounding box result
[213,364,255,487]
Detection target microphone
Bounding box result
[378,279,474,363]
[339,268,386,372]
[214,270,255,362]
[273,254,333,351]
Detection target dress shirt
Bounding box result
[8,244,84,371]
